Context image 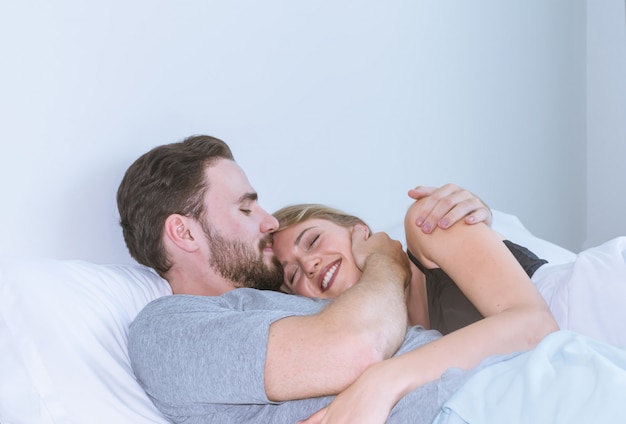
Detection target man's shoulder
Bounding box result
[134,289,327,318]
[223,288,330,315]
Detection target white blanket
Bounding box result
[434,331,626,424]
[532,237,626,348]
[432,238,626,423]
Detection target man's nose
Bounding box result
[261,210,279,234]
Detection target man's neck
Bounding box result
[166,266,235,296]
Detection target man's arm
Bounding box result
[264,227,410,401]
[408,183,492,233]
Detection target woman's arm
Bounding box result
[299,199,557,424]
[396,200,558,398]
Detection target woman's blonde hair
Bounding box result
[273,203,370,233]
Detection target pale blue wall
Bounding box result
[586,0,626,249]
[0,1,591,263]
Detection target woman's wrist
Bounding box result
[361,357,418,408]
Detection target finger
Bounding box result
[463,208,492,226]
[435,197,489,229]
[409,184,462,229]
[423,183,461,202]
[419,188,473,233]
[407,185,437,200]
[408,183,459,201]
[432,195,482,229]
[409,195,440,228]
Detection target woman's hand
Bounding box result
[297,362,400,424]
[408,183,492,233]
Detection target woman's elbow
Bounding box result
[525,308,560,348]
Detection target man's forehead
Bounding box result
[206,159,255,197]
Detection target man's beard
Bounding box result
[202,223,283,291]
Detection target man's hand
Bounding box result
[350,225,409,281]
[408,183,492,234]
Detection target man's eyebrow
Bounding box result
[238,192,258,203]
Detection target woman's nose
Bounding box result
[302,256,320,276]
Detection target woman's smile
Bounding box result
[319,259,341,292]
[272,218,363,297]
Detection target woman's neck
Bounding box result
[405,262,430,328]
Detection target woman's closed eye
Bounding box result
[307,234,320,249]
[284,232,321,289]
[288,267,300,286]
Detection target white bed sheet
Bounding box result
[533,236,626,348]
[1,210,621,423]
[434,330,626,423]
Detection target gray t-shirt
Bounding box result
[128,288,472,424]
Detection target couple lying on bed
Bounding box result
[120,135,626,424]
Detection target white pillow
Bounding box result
[0,256,172,424]
[490,210,576,265]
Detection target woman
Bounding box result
[272,193,626,423]
[273,197,626,346]
[273,200,553,334]
[272,195,559,423]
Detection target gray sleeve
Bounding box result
[129,293,473,424]
[128,291,325,412]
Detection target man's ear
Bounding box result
[164,214,200,253]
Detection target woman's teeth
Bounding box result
[322,263,339,290]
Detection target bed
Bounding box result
[1,210,625,423]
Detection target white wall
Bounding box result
[585,0,626,249]
[0,1,589,264]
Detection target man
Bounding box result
[118,135,492,423]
